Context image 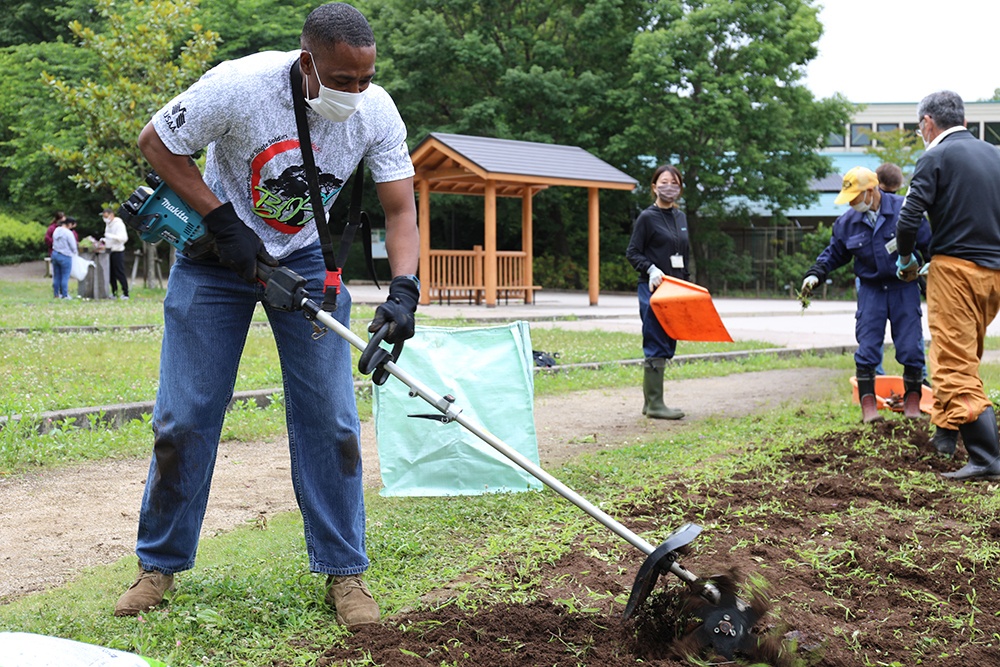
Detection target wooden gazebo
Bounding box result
[411,133,638,307]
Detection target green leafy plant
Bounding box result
[0,212,45,263]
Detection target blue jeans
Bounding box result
[51,252,72,298]
[136,244,367,576]
[637,281,677,359]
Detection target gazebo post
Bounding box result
[418,178,431,305]
[484,180,498,307]
[522,187,534,304]
[588,186,600,306]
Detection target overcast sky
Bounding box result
[802,0,998,104]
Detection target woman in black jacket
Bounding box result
[626,164,689,420]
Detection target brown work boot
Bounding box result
[114,566,174,616]
[325,574,380,629]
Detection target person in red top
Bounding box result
[44,211,66,257]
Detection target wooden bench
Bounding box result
[497,285,542,304]
[430,284,485,305]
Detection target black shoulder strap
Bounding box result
[339,163,378,290]
[289,61,380,311]
[290,60,340,311]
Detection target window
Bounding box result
[877,123,899,133]
[903,122,919,135]
[966,122,981,139]
[851,123,873,147]
[826,131,846,148]
[985,123,1000,146]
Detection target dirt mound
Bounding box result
[318,419,1000,666]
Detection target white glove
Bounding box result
[647,264,665,292]
[801,275,819,294]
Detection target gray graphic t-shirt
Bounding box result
[151,50,414,259]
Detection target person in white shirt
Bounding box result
[100,208,129,299]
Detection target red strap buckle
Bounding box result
[324,269,342,295]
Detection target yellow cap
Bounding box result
[834,167,880,205]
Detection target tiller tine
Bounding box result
[680,572,764,660]
[623,523,702,620]
[623,527,763,661]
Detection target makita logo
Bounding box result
[160,196,190,224]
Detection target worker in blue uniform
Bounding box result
[801,167,931,422]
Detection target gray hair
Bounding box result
[917,91,965,130]
[301,3,374,51]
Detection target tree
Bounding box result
[864,128,923,189]
[41,0,219,286]
[0,41,102,226]
[611,0,853,290]
[0,0,100,47]
[354,0,648,283]
[199,0,314,60]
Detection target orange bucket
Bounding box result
[849,375,934,414]
[649,276,733,342]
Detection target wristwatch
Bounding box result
[396,274,421,290]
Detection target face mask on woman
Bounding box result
[656,183,681,202]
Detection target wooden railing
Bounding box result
[428,246,540,304]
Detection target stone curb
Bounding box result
[0,345,853,434]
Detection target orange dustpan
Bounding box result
[849,376,934,414]
[649,276,733,342]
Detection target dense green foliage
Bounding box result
[614,0,853,285]
[42,0,220,206]
[0,213,46,263]
[864,127,924,186]
[0,0,853,293]
[771,222,857,296]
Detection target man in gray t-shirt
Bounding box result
[115,3,419,629]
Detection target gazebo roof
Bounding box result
[411,132,638,197]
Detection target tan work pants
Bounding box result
[926,255,1000,429]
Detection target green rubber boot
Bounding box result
[643,358,684,420]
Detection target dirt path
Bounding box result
[0,368,841,602]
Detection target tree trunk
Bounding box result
[144,242,158,288]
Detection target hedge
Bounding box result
[0,213,45,264]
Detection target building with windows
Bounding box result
[829,101,1000,151]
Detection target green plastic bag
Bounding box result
[374,321,543,496]
[0,632,169,666]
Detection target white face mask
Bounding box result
[305,53,368,123]
[851,190,872,213]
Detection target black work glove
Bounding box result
[368,275,419,343]
[203,202,278,283]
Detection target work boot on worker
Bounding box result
[855,367,883,424]
[902,368,924,420]
[642,357,684,420]
[942,406,1000,481]
[931,426,958,457]
[326,574,380,629]
[114,565,174,616]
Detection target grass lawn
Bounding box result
[3,273,1000,665]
